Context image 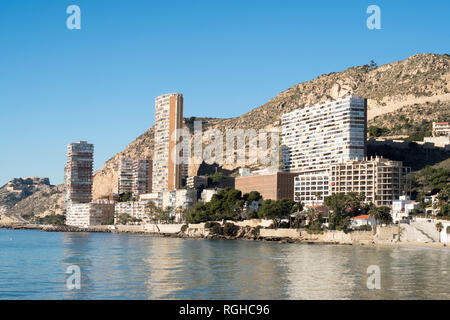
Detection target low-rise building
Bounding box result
[439,221,450,243]
[162,189,197,211]
[350,215,376,227]
[114,201,149,224]
[139,192,163,208]
[235,170,298,200]
[432,121,450,137]
[186,176,208,189]
[423,136,450,149]
[66,200,114,227]
[392,195,420,222]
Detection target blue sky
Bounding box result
[0,0,449,186]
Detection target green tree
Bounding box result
[368,126,383,137]
[436,222,444,243]
[324,193,347,229]
[258,200,283,227]
[369,206,392,225]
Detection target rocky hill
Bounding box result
[0,178,64,222]
[6,184,64,219]
[89,53,450,199]
[0,177,51,208]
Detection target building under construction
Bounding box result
[64,141,94,206]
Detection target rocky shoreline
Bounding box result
[1,223,448,251]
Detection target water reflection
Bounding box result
[1,229,449,299]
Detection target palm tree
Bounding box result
[175,206,184,224]
[436,222,444,243]
[145,201,160,232]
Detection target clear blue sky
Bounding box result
[0,0,449,186]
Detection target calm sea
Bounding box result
[0,228,449,300]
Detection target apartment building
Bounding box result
[139,192,163,208]
[281,95,367,174]
[114,201,149,224]
[118,157,134,194]
[64,141,94,205]
[66,200,114,227]
[235,169,298,200]
[118,158,153,196]
[161,189,198,211]
[329,156,411,207]
[132,158,153,196]
[432,122,450,137]
[294,174,330,206]
[186,176,208,189]
[294,157,411,207]
[152,93,187,192]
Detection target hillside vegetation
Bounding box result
[92,53,450,199]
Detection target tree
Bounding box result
[369,59,378,70]
[291,202,303,214]
[244,191,262,203]
[438,184,449,203]
[324,193,347,229]
[258,200,283,227]
[439,203,450,217]
[118,192,134,202]
[369,206,392,225]
[436,222,444,243]
[368,126,383,137]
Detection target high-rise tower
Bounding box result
[152,93,186,192]
[64,141,94,205]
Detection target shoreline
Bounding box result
[1,222,449,251]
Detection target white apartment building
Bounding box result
[161,189,197,211]
[281,95,367,174]
[432,122,450,137]
[152,93,187,192]
[392,195,420,223]
[114,201,149,224]
[66,201,114,227]
[294,174,329,206]
[139,192,163,208]
[186,176,208,189]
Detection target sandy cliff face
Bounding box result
[92,53,450,199]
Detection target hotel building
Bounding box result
[281,95,367,174]
[152,93,186,192]
[328,157,411,207]
[281,95,367,206]
[64,141,94,205]
[294,156,411,207]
